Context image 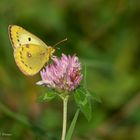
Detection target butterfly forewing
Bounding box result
[14,44,50,76]
[9,25,47,48]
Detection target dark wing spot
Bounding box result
[20,51,22,55]
[27,52,32,58]
[21,60,24,64]
[17,39,20,42]
[40,52,45,56]
[29,67,32,69]
[25,64,28,67]
[28,37,31,41]
[8,26,15,47]
[26,44,29,48]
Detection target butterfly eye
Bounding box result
[28,37,31,41]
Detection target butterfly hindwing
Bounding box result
[14,44,50,76]
[8,25,47,48]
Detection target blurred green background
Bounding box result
[0,0,140,140]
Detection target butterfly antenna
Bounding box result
[53,38,67,48]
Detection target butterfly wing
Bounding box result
[8,25,47,48]
[14,44,51,76]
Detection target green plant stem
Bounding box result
[61,95,69,140]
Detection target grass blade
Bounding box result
[65,109,80,140]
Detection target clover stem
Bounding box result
[61,95,69,140]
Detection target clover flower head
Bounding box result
[37,54,83,92]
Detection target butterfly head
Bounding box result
[48,46,55,57]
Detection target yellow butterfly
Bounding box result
[8,25,56,76]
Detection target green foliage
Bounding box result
[66,109,80,140]
[37,89,57,103]
[87,89,102,103]
[74,86,93,121]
